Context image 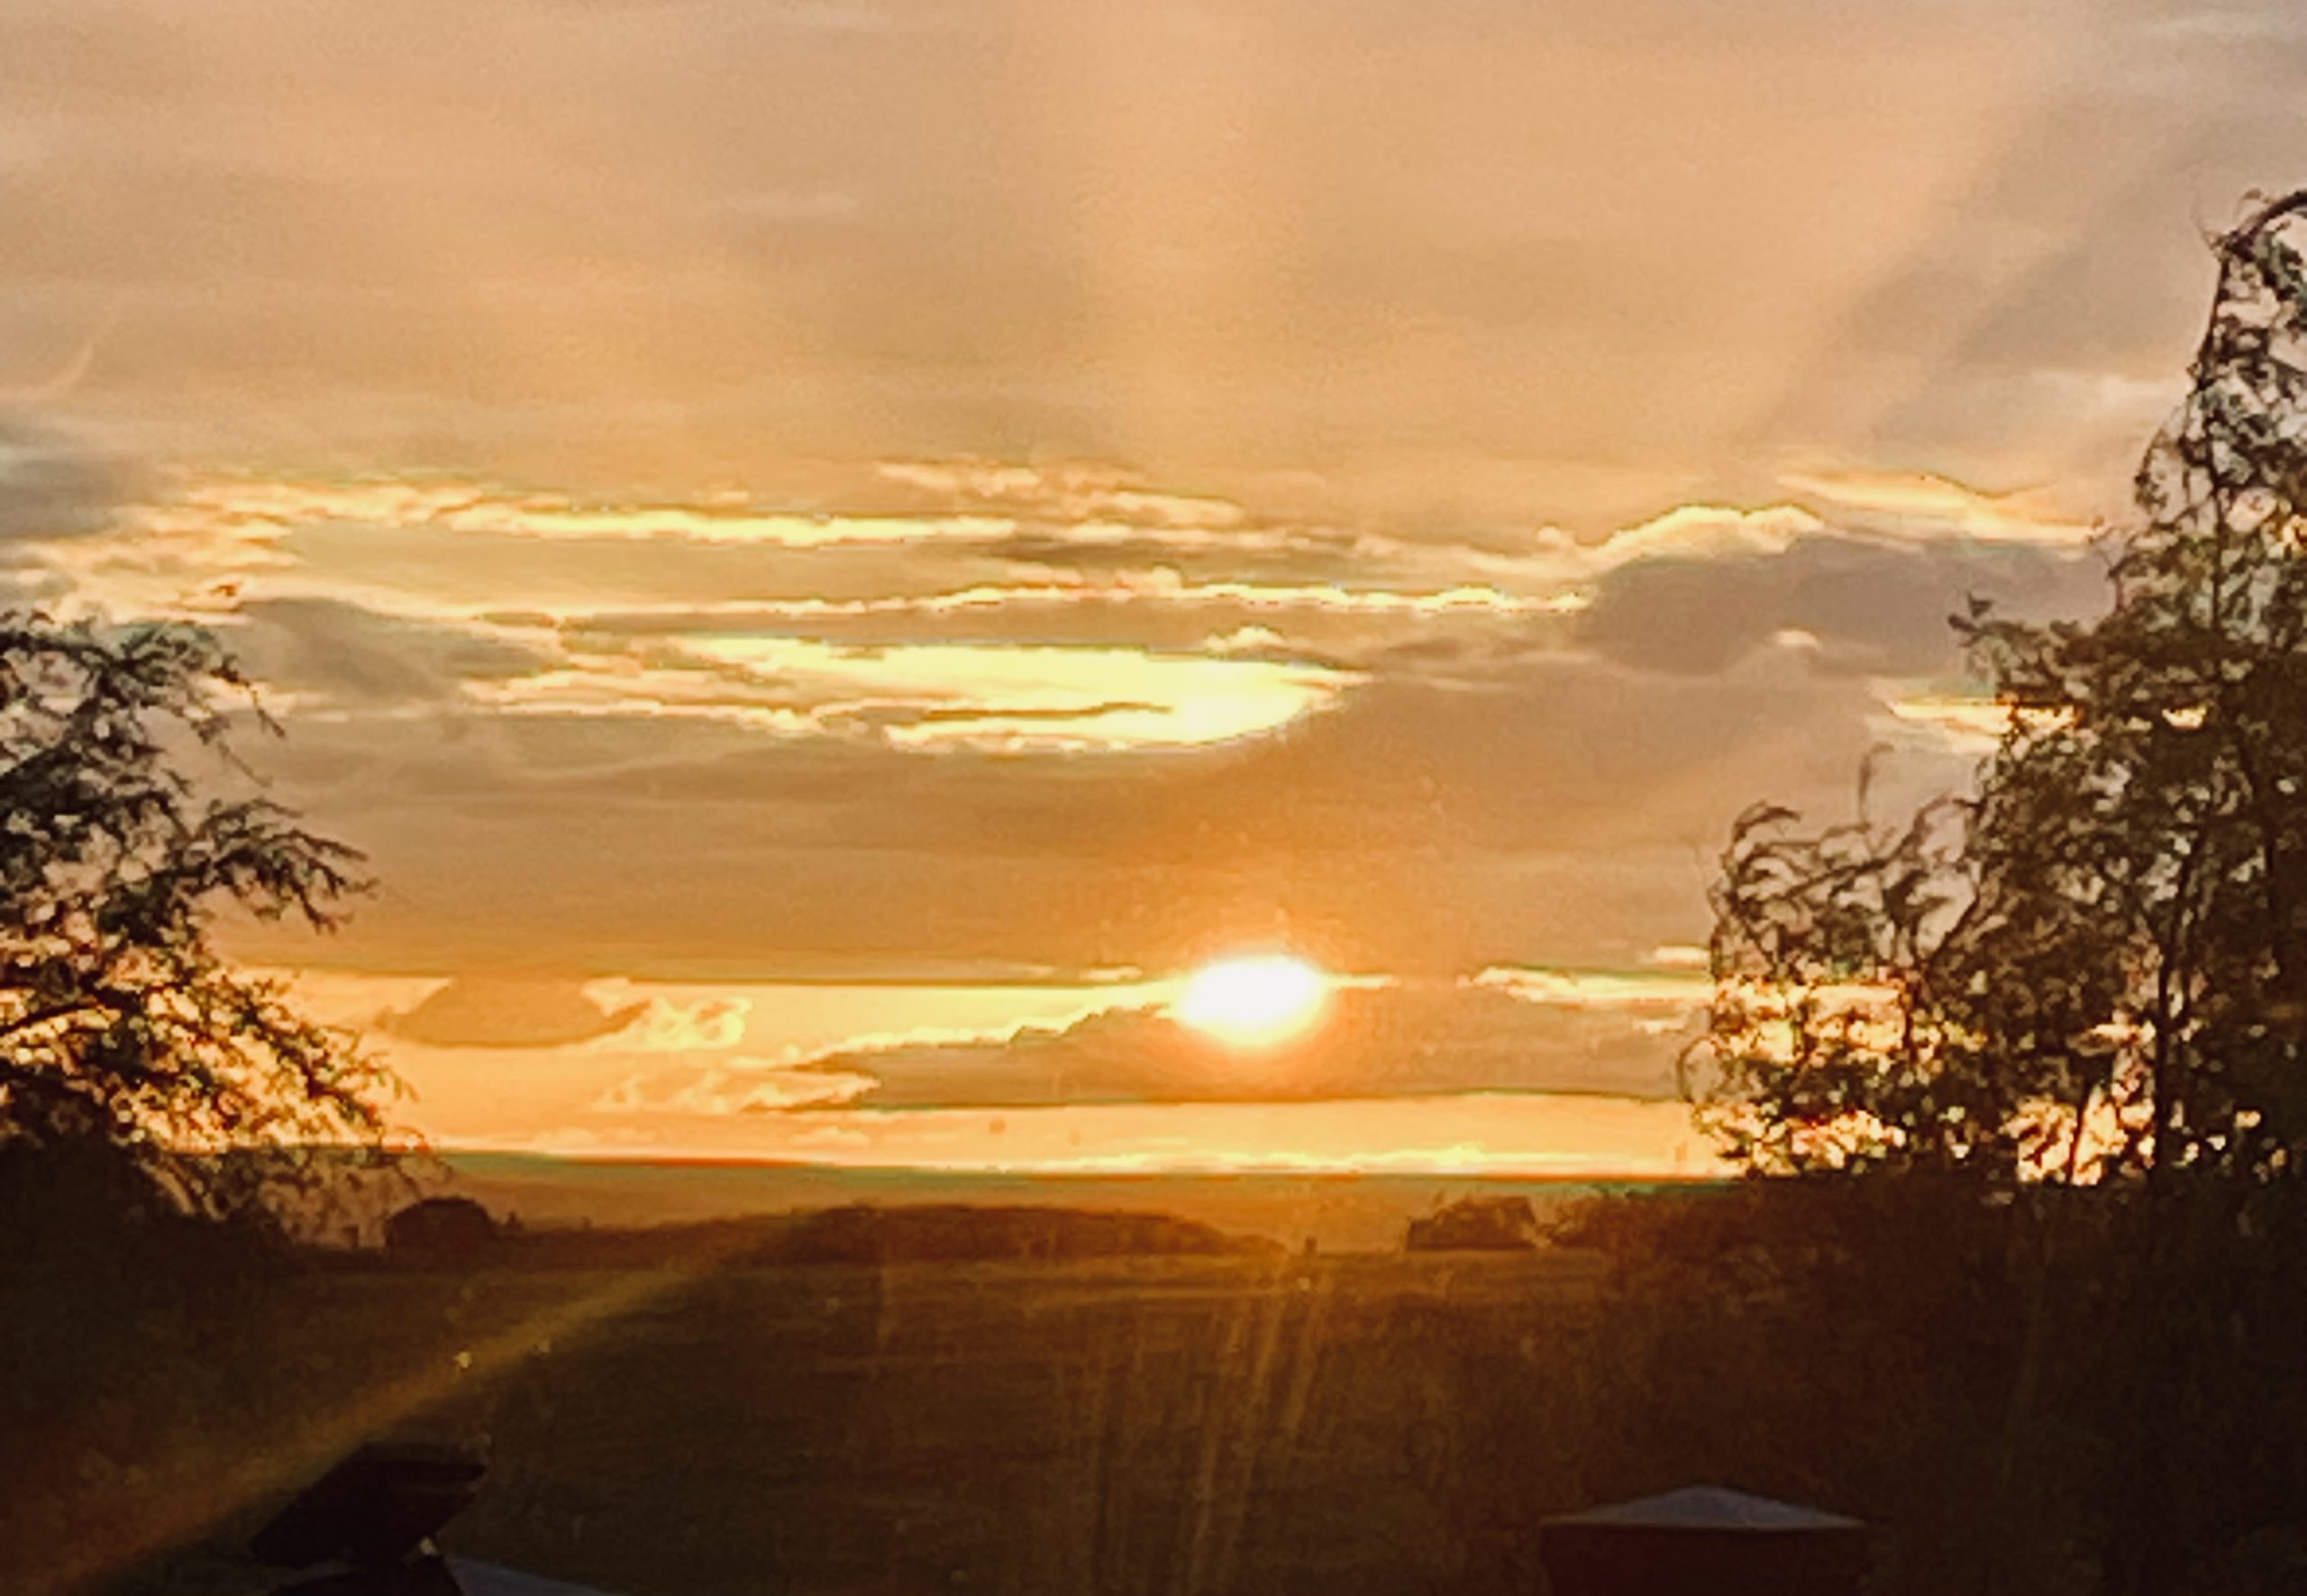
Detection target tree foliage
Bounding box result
[1697,191,2307,1191]
[1404,1194,1540,1252]
[0,612,391,1227]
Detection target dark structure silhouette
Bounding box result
[1538,1486,1868,1596]
[253,1442,482,1594]
[251,1443,627,1596]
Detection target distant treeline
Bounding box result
[369,1195,1279,1269]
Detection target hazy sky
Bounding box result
[4,0,2301,1172]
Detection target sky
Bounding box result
[3,0,2302,1175]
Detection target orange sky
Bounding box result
[3,0,2300,1172]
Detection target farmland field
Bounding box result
[30,1245,1616,1596]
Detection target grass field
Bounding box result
[37,1245,1614,1596]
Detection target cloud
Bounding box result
[161,475,1022,550]
[0,421,132,543]
[54,469,2095,712]
[1470,964,1710,1008]
[619,976,1707,1112]
[1553,503,1823,570]
[214,632,1925,984]
[597,1059,879,1115]
[553,572,1572,625]
[874,458,1254,533]
[0,420,161,605]
[1779,470,2096,544]
[380,976,647,1049]
[95,470,1591,684]
[223,597,554,712]
[143,470,1332,558]
[0,0,2284,540]
[1878,692,2078,753]
[597,991,752,1052]
[68,463,2093,985]
[468,634,1359,751]
[121,470,2038,640]
[1575,528,2105,677]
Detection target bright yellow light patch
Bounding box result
[1173,954,1331,1048]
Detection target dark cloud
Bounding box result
[0,419,133,543]
[1576,533,2107,678]
[380,976,646,1049]
[228,598,554,709]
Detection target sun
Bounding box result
[1173,953,1332,1047]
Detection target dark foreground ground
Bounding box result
[32,1181,2301,1594]
[23,1247,1617,1596]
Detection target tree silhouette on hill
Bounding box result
[0,614,392,1238]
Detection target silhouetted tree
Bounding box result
[1690,190,2307,1593]
[1406,1195,1539,1252]
[384,1194,498,1260]
[0,612,390,1233]
[1697,189,2307,1192]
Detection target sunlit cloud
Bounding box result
[174,474,1020,549]
[469,634,1358,751]
[68,470,2065,630]
[597,1060,880,1117]
[874,458,1254,532]
[579,988,752,1053]
[550,573,1578,624]
[130,470,1315,555]
[41,470,1599,657]
[1781,470,2097,545]
[1881,692,2075,751]
[675,976,1697,1113]
[1469,965,1712,1008]
[1570,502,1824,565]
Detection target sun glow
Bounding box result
[1173,954,1332,1048]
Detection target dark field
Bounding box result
[29,1247,1617,1596]
[31,1183,2300,1595]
